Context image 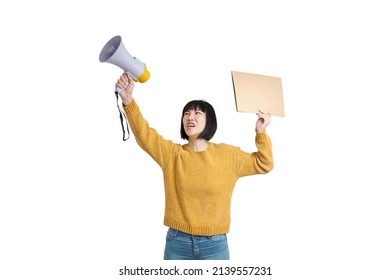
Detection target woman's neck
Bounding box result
[188,138,208,152]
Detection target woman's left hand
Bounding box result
[256,109,271,132]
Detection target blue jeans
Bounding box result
[164,228,230,260]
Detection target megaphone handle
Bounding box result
[115,71,136,94]
[115,87,123,94]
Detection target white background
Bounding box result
[1,0,389,279]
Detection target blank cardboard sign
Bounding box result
[231,71,284,117]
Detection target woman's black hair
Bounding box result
[180,100,217,141]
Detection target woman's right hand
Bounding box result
[116,73,135,106]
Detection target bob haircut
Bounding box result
[180,100,217,141]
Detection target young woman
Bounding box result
[115,73,274,260]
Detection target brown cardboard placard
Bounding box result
[231,70,284,117]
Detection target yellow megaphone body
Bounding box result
[99,35,150,92]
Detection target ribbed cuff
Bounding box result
[122,99,137,115]
[255,130,267,140]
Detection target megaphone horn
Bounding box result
[99,35,150,91]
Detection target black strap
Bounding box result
[115,92,130,141]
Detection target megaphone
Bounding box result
[99,35,150,93]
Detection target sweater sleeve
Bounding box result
[122,99,177,168]
[236,130,274,177]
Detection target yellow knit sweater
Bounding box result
[123,99,274,236]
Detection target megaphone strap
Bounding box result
[115,92,130,141]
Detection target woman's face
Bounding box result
[182,109,207,140]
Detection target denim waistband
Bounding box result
[168,227,226,239]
